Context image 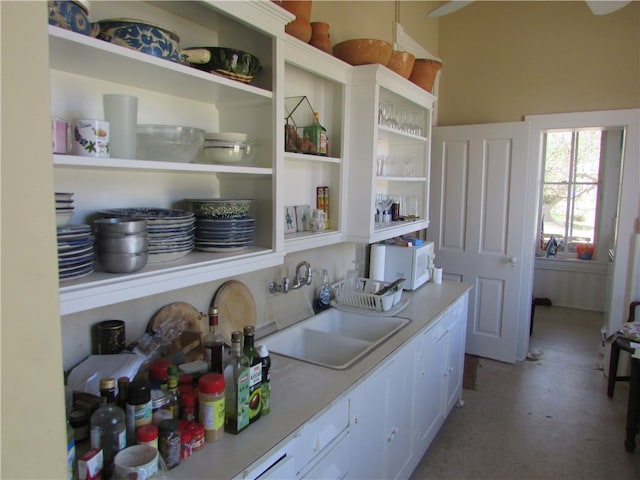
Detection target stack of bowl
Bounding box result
[94,218,149,273]
[185,199,255,252]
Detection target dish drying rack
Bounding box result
[331,277,404,312]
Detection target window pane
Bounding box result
[544,131,572,183]
[569,183,597,244]
[542,183,568,247]
[575,130,602,183]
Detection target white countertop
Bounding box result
[171,281,471,479]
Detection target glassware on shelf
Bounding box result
[375,193,393,226]
[402,157,415,177]
[400,195,420,220]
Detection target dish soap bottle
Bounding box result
[313,269,332,313]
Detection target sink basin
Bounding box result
[263,308,410,369]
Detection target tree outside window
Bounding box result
[539,129,602,259]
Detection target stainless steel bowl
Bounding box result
[94,217,147,234]
[97,235,149,254]
[98,251,149,273]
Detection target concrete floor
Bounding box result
[410,305,640,479]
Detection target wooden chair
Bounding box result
[607,301,640,452]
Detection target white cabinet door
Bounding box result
[349,340,417,480]
[445,295,469,413]
[412,321,448,455]
[383,344,416,480]
[349,367,387,479]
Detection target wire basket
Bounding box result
[331,277,404,312]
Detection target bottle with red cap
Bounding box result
[198,373,225,442]
[149,359,171,391]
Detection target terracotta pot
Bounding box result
[285,19,312,42]
[409,59,442,93]
[332,39,392,66]
[310,22,331,54]
[282,1,313,42]
[387,50,415,79]
[281,0,312,22]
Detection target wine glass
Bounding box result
[375,193,393,226]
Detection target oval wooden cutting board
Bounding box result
[211,280,256,344]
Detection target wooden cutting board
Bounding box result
[148,301,205,336]
[211,280,256,344]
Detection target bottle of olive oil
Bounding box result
[224,331,250,434]
[243,326,262,424]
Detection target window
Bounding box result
[538,129,603,259]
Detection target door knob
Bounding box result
[509,256,518,269]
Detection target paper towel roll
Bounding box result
[370,244,386,281]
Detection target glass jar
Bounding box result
[136,424,158,450]
[158,419,181,469]
[151,389,172,426]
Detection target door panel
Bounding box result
[430,122,530,363]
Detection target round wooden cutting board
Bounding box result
[211,280,256,344]
[148,301,205,337]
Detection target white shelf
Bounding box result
[284,152,342,164]
[284,230,344,253]
[59,247,283,315]
[53,154,272,176]
[376,175,427,183]
[48,26,272,108]
[378,125,429,143]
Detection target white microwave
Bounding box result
[369,241,435,290]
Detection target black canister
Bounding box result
[97,319,125,354]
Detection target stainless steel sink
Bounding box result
[263,308,410,370]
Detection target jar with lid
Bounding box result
[158,419,181,469]
[69,409,89,442]
[179,391,196,422]
[149,359,171,391]
[126,379,152,446]
[151,389,172,426]
[136,424,158,450]
[198,373,225,442]
[189,423,205,452]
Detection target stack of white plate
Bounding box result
[100,208,195,263]
[55,192,75,227]
[194,217,255,252]
[57,224,95,281]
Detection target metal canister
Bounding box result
[97,320,125,354]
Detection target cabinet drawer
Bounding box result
[296,396,350,473]
[299,430,351,480]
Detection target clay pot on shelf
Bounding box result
[409,58,442,93]
[281,0,313,42]
[387,50,416,79]
[310,22,331,54]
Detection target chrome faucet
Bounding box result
[290,261,312,290]
[269,261,312,294]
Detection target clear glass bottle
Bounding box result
[224,331,250,434]
[243,325,262,424]
[204,306,225,374]
[90,378,126,479]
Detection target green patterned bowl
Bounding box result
[185,199,252,219]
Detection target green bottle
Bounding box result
[243,325,262,423]
[224,331,250,434]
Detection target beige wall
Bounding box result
[1,2,68,478]
[311,1,440,57]
[437,1,640,125]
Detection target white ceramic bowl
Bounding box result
[136,125,205,163]
[197,141,255,164]
[204,132,248,143]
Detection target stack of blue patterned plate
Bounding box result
[57,224,95,281]
[100,208,195,263]
[194,217,255,252]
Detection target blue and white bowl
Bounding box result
[95,18,184,64]
[48,1,92,36]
